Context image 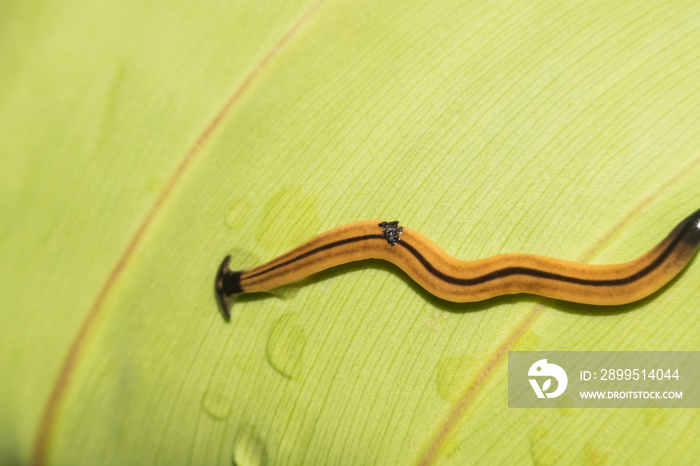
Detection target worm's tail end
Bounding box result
[678,207,700,259]
[215,255,242,319]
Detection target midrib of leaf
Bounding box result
[29,1,328,464]
[416,155,700,465]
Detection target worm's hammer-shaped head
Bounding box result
[215,255,242,319]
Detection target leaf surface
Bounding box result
[1,0,699,464]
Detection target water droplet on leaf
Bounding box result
[266,313,306,380]
[233,425,267,466]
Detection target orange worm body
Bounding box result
[215,210,700,317]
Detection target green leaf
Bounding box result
[2,0,699,464]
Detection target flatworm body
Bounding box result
[215,209,700,317]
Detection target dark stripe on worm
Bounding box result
[243,234,385,281]
[395,211,694,287]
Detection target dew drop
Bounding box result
[257,186,320,251]
[201,356,240,420]
[266,313,306,380]
[232,425,267,466]
[226,200,251,230]
[201,389,232,421]
[435,354,476,402]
